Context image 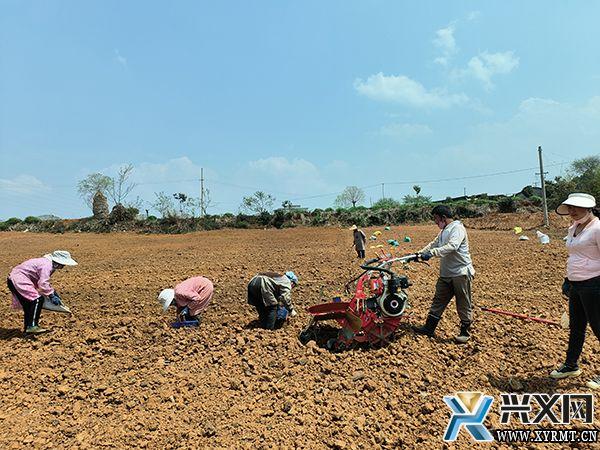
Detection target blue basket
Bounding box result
[276,306,289,320]
[171,320,199,328]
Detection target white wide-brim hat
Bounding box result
[44,250,78,266]
[158,288,175,312]
[556,193,596,215]
[349,225,358,230]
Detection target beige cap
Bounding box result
[158,288,175,312]
[43,250,78,266]
[556,193,596,215]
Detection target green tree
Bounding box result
[372,197,402,209]
[546,155,600,208]
[403,194,432,205]
[570,156,600,197]
[241,191,275,214]
[403,186,431,205]
[173,193,200,217]
[173,193,188,215]
[77,173,112,209]
[571,156,600,176]
[152,192,178,218]
[334,186,366,208]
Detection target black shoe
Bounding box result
[413,316,439,337]
[456,323,471,343]
[549,363,581,379]
[189,314,201,324]
[177,306,191,322]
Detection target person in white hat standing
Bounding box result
[549,193,600,389]
[350,225,367,259]
[6,250,78,334]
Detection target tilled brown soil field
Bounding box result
[1,225,598,449]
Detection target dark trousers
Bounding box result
[247,280,279,330]
[6,278,43,331]
[565,276,600,367]
[356,249,365,258]
[428,275,473,325]
[254,301,278,330]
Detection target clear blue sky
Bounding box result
[1,1,599,218]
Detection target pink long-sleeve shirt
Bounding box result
[566,216,600,281]
[174,276,214,316]
[8,257,55,309]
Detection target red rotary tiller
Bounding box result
[300,253,422,350]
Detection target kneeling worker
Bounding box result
[158,276,214,324]
[248,271,298,329]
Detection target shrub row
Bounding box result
[0,196,539,234]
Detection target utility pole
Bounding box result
[463,187,466,197]
[381,183,385,199]
[200,168,205,218]
[537,146,549,227]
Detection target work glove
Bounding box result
[49,291,63,305]
[419,251,433,261]
[562,278,571,298]
[289,308,297,318]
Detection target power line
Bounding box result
[285,161,572,202]
[383,161,570,186]
[545,150,574,161]
[207,179,296,196]
[137,178,200,186]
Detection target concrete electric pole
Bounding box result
[537,146,549,227]
[200,167,205,218]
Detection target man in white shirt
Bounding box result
[413,205,475,343]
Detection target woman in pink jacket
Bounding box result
[6,250,78,334]
[158,276,214,324]
[549,193,600,390]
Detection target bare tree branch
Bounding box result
[107,164,137,205]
